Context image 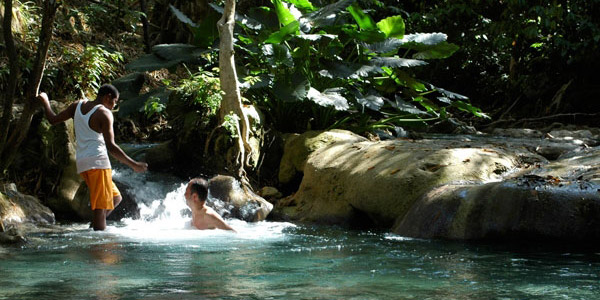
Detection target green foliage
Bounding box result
[172,69,222,116]
[61,45,123,97]
[143,96,166,119]
[222,112,240,139]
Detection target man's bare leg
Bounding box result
[106,195,122,217]
[92,209,107,231]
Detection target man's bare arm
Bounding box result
[98,108,148,173]
[209,211,236,232]
[37,92,76,125]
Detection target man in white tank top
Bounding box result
[38,84,148,231]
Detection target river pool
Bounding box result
[1,168,599,299]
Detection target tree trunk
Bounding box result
[139,0,151,53]
[0,0,60,173]
[217,0,252,180]
[0,0,20,159]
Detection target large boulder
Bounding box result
[1,184,55,225]
[208,175,272,222]
[275,130,600,241]
[277,137,540,227]
[278,130,367,185]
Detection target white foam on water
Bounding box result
[103,176,296,242]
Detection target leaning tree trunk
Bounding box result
[0,0,60,173]
[0,0,20,156]
[217,0,253,180]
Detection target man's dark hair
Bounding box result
[97,84,119,99]
[189,177,208,201]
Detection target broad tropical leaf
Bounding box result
[362,39,404,54]
[305,0,355,27]
[293,33,337,41]
[271,0,296,26]
[265,21,300,43]
[169,5,198,27]
[262,44,294,67]
[411,42,460,59]
[285,0,316,11]
[273,75,309,102]
[392,95,428,115]
[370,57,427,68]
[307,87,349,110]
[451,100,489,118]
[209,3,262,30]
[347,3,376,31]
[351,88,385,111]
[319,61,381,79]
[376,15,405,39]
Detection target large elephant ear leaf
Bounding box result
[347,3,376,31]
[209,3,262,30]
[411,42,460,59]
[376,15,405,39]
[393,95,428,115]
[370,57,427,68]
[262,44,294,67]
[273,74,310,102]
[307,87,349,110]
[265,21,300,43]
[169,5,198,27]
[271,0,296,26]
[305,0,355,27]
[285,0,316,12]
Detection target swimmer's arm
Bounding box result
[209,212,237,232]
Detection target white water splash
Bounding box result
[110,167,296,242]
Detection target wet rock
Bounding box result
[490,128,544,138]
[394,180,600,242]
[1,184,55,225]
[275,129,600,241]
[258,186,283,203]
[276,136,534,227]
[145,141,177,172]
[208,175,273,222]
[278,130,367,185]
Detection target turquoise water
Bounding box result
[2,165,599,299]
[1,222,599,300]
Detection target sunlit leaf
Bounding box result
[376,15,405,39]
[170,4,197,27]
[370,57,427,68]
[307,87,349,110]
[347,3,376,30]
[265,21,300,43]
[392,95,428,115]
[305,0,355,27]
[271,0,296,26]
[362,39,404,54]
[411,42,460,59]
[284,0,316,11]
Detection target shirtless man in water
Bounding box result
[185,178,236,232]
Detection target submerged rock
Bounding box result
[208,175,272,222]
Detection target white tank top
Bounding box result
[74,101,111,173]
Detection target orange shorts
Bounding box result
[80,169,120,210]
